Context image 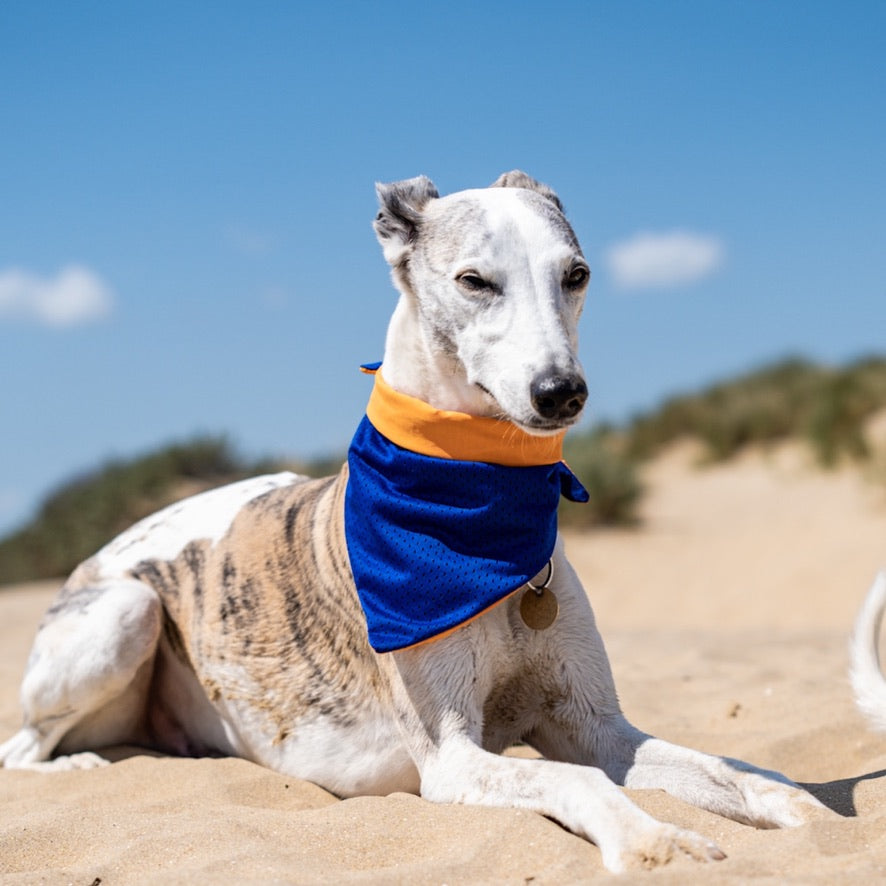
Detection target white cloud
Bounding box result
[606,230,725,289]
[0,265,114,326]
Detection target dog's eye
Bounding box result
[565,265,590,290]
[456,271,492,292]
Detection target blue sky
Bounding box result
[1,1,883,537]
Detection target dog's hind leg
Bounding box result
[0,578,161,771]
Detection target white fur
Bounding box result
[380,187,585,429]
[5,579,162,769]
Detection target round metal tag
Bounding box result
[520,586,559,631]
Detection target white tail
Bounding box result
[850,570,886,732]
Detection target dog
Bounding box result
[850,571,886,731]
[0,172,832,872]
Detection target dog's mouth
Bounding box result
[475,383,582,436]
[517,414,582,435]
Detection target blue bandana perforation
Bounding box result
[345,415,588,652]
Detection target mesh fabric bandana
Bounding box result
[344,365,588,653]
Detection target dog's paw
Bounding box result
[16,752,110,772]
[602,821,725,873]
[0,728,44,769]
[733,771,838,828]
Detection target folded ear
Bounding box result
[373,175,440,266]
[490,170,564,213]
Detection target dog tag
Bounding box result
[520,586,558,631]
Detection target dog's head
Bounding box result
[373,171,589,435]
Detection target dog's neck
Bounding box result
[380,297,497,417]
[363,368,565,466]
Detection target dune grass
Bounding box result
[624,355,886,467]
[559,427,642,529]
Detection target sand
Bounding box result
[2,441,886,884]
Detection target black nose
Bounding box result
[530,373,588,421]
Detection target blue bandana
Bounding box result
[344,368,588,653]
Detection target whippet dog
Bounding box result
[0,172,832,872]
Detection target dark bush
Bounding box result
[560,429,643,528]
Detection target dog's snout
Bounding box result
[530,373,588,422]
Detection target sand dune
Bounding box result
[2,443,885,884]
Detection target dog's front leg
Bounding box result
[602,725,836,828]
[525,550,835,829]
[387,634,725,874]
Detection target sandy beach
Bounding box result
[2,440,886,884]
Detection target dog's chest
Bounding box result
[344,411,586,653]
[481,672,549,747]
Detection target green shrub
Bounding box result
[560,429,643,528]
[806,371,871,466]
[624,356,886,466]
